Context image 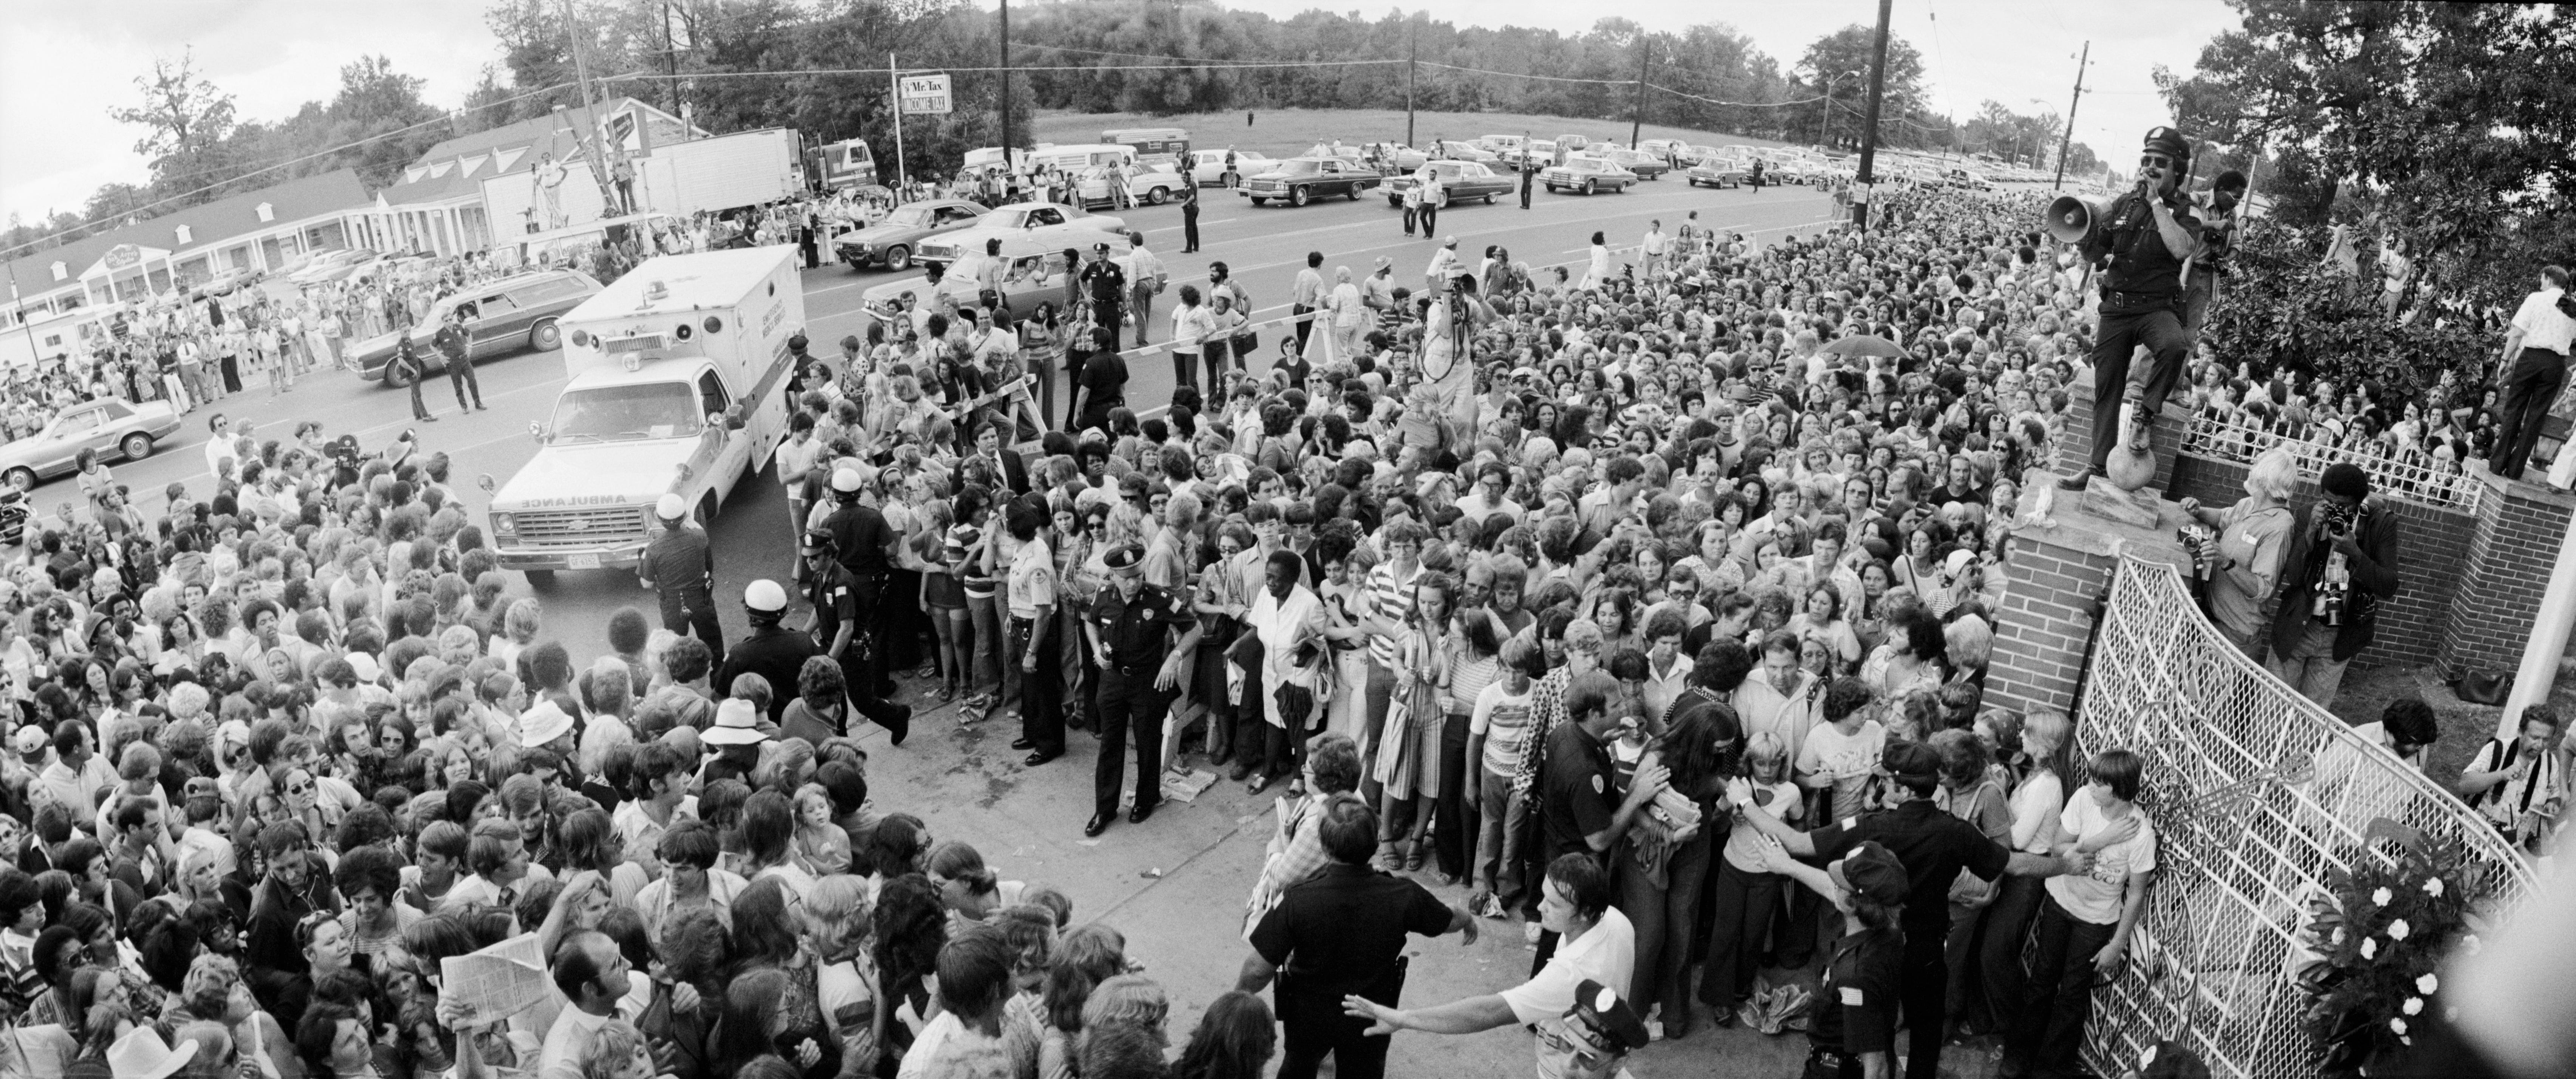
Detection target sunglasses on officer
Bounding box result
[2139,154,2174,170]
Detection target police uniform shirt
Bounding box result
[716,625,822,723]
[1811,926,1904,1059]
[642,524,714,592]
[808,561,862,648]
[1809,800,2011,939]
[824,501,895,575]
[2089,193,2204,300]
[1539,721,1618,865]
[1249,863,1454,999]
[1089,584,1192,671]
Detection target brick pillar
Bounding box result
[2052,369,2195,494]
[1988,488,2194,717]
[2436,470,2576,680]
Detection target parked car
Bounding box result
[315,249,384,283]
[1188,151,1273,186]
[859,230,1121,338]
[914,202,1130,269]
[1433,141,1499,164]
[1684,160,1749,189]
[1361,142,1428,172]
[0,396,184,493]
[1539,156,1639,195]
[189,266,257,300]
[1073,163,1188,207]
[1502,140,1558,172]
[286,250,362,286]
[1383,160,1515,207]
[1636,138,1693,162]
[1598,148,1671,180]
[348,268,603,383]
[1240,158,1380,207]
[834,198,984,271]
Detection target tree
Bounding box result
[106,49,240,205]
[1796,25,1926,149]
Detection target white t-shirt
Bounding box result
[1721,775,1802,872]
[2008,770,2065,852]
[1470,680,1534,775]
[2043,793,2157,924]
[1502,907,1636,1079]
[1796,719,1885,822]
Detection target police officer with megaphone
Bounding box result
[2056,127,2208,492]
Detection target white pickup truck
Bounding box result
[477,245,803,584]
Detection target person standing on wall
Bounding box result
[2056,127,2207,494]
[2265,462,2402,710]
[2488,264,2576,482]
[1182,179,1203,254]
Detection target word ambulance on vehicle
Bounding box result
[477,245,803,584]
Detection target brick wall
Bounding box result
[1988,494,2192,717]
[2052,369,2193,493]
[2438,476,2576,680]
[2164,453,2474,669]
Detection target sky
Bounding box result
[0,0,2240,230]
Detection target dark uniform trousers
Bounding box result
[2492,345,2568,480]
[660,585,724,669]
[850,572,897,698]
[644,528,725,669]
[1092,666,1168,817]
[1181,201,1201,252]
[2085,299,2192,474]
[1015,615,1065,754]
[810,565,911,742]
[1277,970,1400,1079]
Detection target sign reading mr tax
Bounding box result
[899,73,952,114]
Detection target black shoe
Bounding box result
[2054,470,2095,491]
[1228,762,1253,782]
[885,705,914,746]
[1023,750,1059,767]
[1011,737,1035,751]
[1129,802,1156,825]
[1084,813,1112,838]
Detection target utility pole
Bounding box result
[1405,14,1418,148]
[2053,40,2089,191]
[560,0,615,211]
[661,0,681,121]
[1852,0,1892,230]
[1629,34,1649,149]
[890,53,906,192]
[999,0,1013,166]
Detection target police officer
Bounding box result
[1081,543,1200,836]
[714,579,816,725]
[1079,241,1125,344]
[2058,126,2206,493]
[820,466,902,701]
[639,493,724,669]
[803,528,912,745]
[433,307,485,413]
[390,335,433,422]
[783,332,817,408]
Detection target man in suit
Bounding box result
[974,419,1030,495]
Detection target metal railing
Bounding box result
[2180,413,2483,513]
[2069,556,2534,1079]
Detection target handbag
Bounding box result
[1945,779,2005,908]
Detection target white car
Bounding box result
[1434,141,1500,164]
[915,202,1130,269]
[1074,164,1187,207]
[1539,156,1638,195]
[1189,151,1273,186]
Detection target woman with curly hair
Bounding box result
[805,875,882,1077]
[871,873,948,1063]
[726,877,835,1079]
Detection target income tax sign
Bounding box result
[898,73,952,115]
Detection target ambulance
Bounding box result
[476,245,803,584]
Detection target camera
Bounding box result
[2177,526,2217,581]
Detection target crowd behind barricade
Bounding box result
[0,161,2522,1079]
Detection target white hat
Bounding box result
[655,493,687,520]
[704,699,768,745]
[744,579,788,612]
[1944,549,1977,578]
[12,726,45,754]
[108,1028,199,1079]
[830,468,863,493]
[345,651,383,683]
[518,700,575,748]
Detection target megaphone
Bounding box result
[2044,195,2113,244]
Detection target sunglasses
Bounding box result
[2139,155,2173,169]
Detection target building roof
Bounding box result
[377,97,694,209]
[4,168,370,302]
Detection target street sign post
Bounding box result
[898,74,952,115]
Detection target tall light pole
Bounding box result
[999,0,1013,161]
[1629,33,1651,149]
[1852,0,1892,230]
[2053,41,2091,190]
[1405,13,1419,148]
[1816,71,1854,150]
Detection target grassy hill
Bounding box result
[1031,107,1811,158]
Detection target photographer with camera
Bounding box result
[2057,127,2207,493]
[2183,169,2247,345]
[2266,462,2403,708]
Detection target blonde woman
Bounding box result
[808,875,884,1076]
[2178,444,2298,662]
[1965,708,2073,1037]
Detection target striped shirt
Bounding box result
[1362,560,1423,669]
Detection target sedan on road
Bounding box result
[833,198,985,271]
[1685,160,1749,189]
[915,202,1130,269]
[1539,156,1639,195]
[1383,160,1515,207]
[1240,158,1381,207]
[1598,148,1672,180]
[1189,151,1273,186]
[347,268,603,382]
[0,396,183,493]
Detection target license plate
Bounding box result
[568,554,601,570]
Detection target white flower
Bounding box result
[2418,973,2440,995]
[2423,877,2445,898]
[2388,919,2411,941]
[2361,938,2378,960]
[2372,887,2393,906]
[2462,934,2483,955]
[2330,927,2347,946]
[2390,1017,2409,1037]
[2403,997,2423,1016]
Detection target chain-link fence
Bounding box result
[2069,556,2534,1079]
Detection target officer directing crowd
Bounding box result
[820,465,903,703]
[1081,543,1201,837]
[639,492,725,668]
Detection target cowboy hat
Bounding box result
[108,1028,200,1079]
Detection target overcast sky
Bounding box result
[0,0,2238,229]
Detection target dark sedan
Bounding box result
[833,199,985,271]
[1241,158,1381,207]
[1382,160,1515,207]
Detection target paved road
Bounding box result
[76,180,1848,1074]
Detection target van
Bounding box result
[1025,144,1136,175]
[1101,127,1189,163]
[478,246,803,580]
